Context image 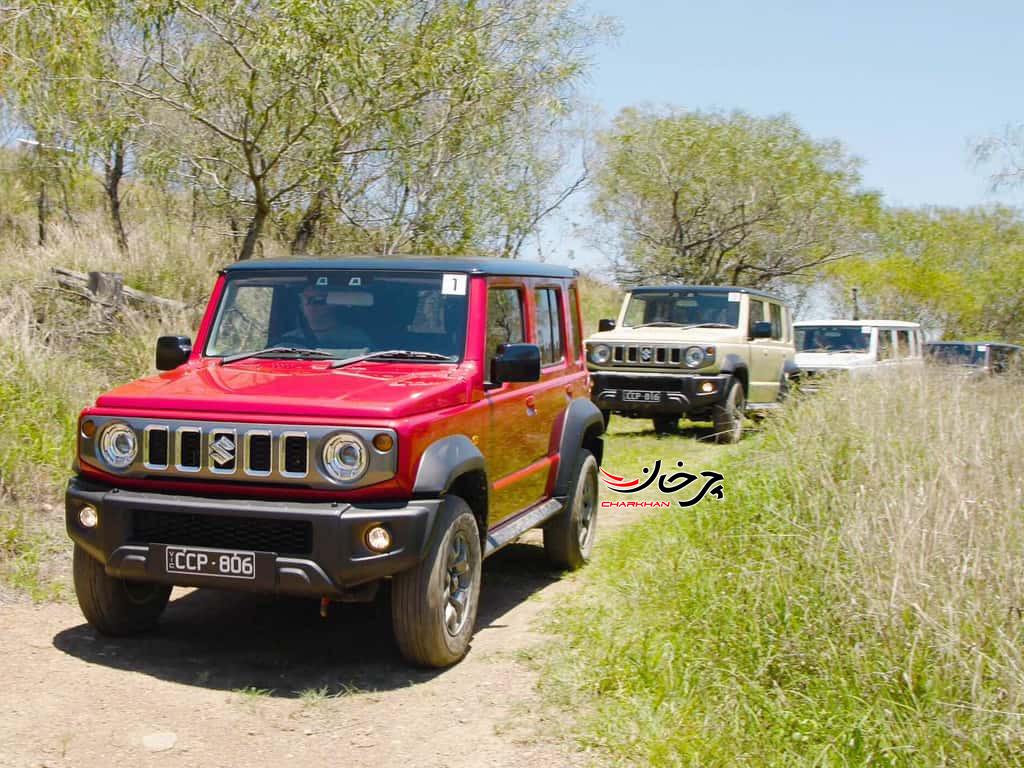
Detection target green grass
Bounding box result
[542,372,1024,767]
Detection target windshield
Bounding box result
[622,291,739,328]
[926,343,986,366]
[795,325,871,352]
[205,270,468,361]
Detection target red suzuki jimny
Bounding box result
[66,258,604,667]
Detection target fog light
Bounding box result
[700,382,716,393]
[372,433,394,452]
[365,525,392,553]
[81,419,96,438]
[78,505,99,528]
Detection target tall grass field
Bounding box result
[542,369,1024,766]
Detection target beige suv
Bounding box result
[585,285,796,442]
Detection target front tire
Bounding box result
[391,496,482,668]
[544,450,599,570]
[73,544,172,635]
[652,415,679,434]
[712,378,745,444]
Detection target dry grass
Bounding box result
[543,367,1024,765]
[0,214,218,598]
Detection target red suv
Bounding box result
[66,258,604,667]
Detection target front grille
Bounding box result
[284,435,307,474]
[147,428,168,467]
[179,430,201,468]
[83,418,395,490]
[248,434,272,473]
[610,344,682,367]
[131,509,313,555]
[592,373,686,392]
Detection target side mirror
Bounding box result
[598,318,616,332]
[156,335,192,371]
[490,343,541,385]
[751,321,773,340]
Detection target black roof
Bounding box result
[926,341,1022,349]
[628,284,785,301]
[224,256,577,279]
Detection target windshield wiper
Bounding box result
[687,323,734,328]
[330,349,458,369]
[220,346,338,365]
[635,321,688,328]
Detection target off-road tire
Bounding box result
[777,372,791,403]
[543,450,599,570]
[712,378,745,444]
[73,544,172,635]
[652,415,679,434]
[391,496,482,668]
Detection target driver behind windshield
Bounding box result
[282,284,372,351]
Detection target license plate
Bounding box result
[623,390,662,403]
[165,545,256,580]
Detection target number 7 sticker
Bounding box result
[442,274,467,296]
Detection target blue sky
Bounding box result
[547,0,1023,266]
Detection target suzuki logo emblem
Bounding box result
[640,346,653,362]
[210,435,236,466]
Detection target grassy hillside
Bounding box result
[0,215,222,598]
[542,369,1024,766]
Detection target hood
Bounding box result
[586,326,743,344]
[94,359,473,420]
[795,351,875,370]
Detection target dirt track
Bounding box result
[0,520,639,768]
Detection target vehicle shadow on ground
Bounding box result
[51,540,561,698]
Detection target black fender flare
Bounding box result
[412,435,485,496]
[552,398,605,497]
[719,354,749,389]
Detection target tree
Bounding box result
[829,206,1024,341]
[974,123,1024,190]
[590,107,879,287]
[2,0,151,254]
[101,0,603,260]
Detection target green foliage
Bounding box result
[830,206,1024,341]
[591,107,879,288]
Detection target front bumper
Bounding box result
[589,371,730,415]
[66,477,440,597]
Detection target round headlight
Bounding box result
[684,346,705,368]
[321,433,368,483]
[98,422,138,469]
[589,344,611,365]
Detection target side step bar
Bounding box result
[484,497,564,557]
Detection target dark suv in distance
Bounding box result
[66,257,604,668]
[925,341,1023,375]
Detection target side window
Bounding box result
[487,287,524,377]
[769,303,783,340]
[748,299,764,336]
[534,287,565,366]
[567,286,582,361]
[878,330,895,360]
[896,330,910,358]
